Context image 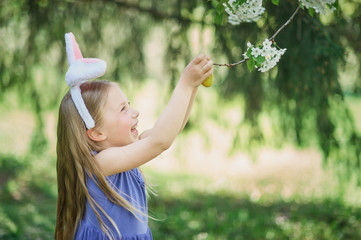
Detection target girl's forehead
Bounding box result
[108,84,128,102]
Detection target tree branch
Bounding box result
[269,5,301,41]
[213,58,249,68]
[213,5,301,68]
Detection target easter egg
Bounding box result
[202,74,213,87]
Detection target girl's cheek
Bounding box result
[119,113,132,125]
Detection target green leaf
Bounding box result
[211,0,219,8]
[214,13,224,24]
[254,55,266,66]
[271,0,279,6]
[308,8,315,17]
[216,2,225,14]
[247,58,255,72]
[246,47,253,58]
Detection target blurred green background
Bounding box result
[1,0,361,239]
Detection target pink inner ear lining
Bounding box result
[70,33,83,61]
[80,58,102,63]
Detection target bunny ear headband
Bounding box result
[65,32,106,129]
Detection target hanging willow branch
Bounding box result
[213,5,301,68]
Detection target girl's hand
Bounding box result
[179,54,213,88]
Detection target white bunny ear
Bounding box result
[65,32,107,87]
[64,32,107,129]
[65,32,83,66]
[65,59,106,87]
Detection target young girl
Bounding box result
[55,33,213,240]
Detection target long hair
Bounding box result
[55,80,146,240]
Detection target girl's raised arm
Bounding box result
[96,55,213,176]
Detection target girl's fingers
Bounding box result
[205,66,213,77]
[198,59,207,68]
[200,67,213,83]
[193,54,212,65]
[192,54,206,64]
[202,59,213,73]
[199,57,212,69]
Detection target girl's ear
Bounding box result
[86,128,107,142]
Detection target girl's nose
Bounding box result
[132,109,139,118]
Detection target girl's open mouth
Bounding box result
[131,123,138,136]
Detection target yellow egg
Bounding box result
[202,74,213,87]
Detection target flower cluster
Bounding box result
[243,39,287,72]
[298,0,336,14]
[223,0,265,25]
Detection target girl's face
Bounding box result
[98,84,139,147]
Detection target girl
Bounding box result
[55,33,213,240]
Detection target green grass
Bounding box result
[147,170,361,240]
[1,153,361,239]
[0,154,56,239]
[150,191,361,240]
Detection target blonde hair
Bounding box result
[55,80,146,240]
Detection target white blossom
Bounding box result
[258,45,286,72]
[298,0,336,14]
[262,39,272,48]
[244,38,287,72]
[224,0,265,25]
[251,47,262,57]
